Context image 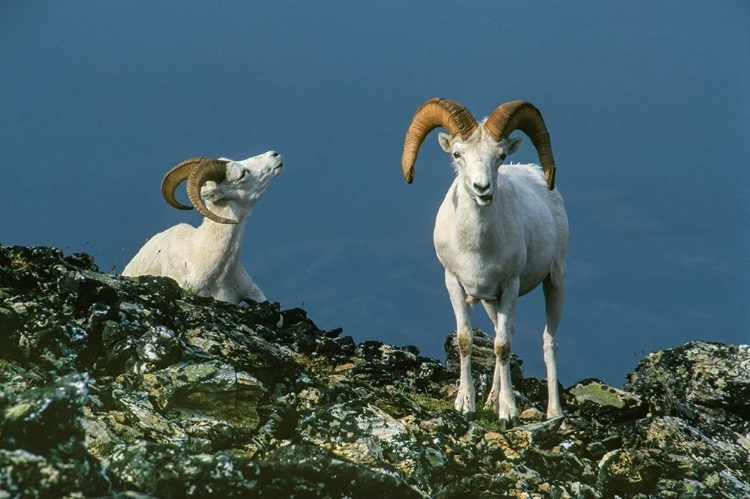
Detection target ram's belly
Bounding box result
[440,250,550,301]
[459,278,501,301]
[518,265,550,296]
[439,250,505,300]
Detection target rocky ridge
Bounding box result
[0,245,748,498]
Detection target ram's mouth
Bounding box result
[477,194,493,205]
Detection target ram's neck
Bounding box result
[452,184,504,251]
[199,216,246,249]
[194,201,251,268]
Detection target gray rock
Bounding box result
[627,341,750,427]
[0,245,748,498]
[0,372,109,497]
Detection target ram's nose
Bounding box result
[473,182,491,194]
[471,182,493,205]
[268,151,283,171]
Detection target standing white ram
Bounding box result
[401,98,568,428]
[123,152,282,304]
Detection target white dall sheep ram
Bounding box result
[123,152,282,304]
[401,98,568,428]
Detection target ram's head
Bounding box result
[161,152,283,224]
[401,98,556,206]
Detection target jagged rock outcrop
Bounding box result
[0,245,748,498]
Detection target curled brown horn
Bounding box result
[186,158,238,224]
[485,101,557,190]
[401,98,479,183]
[161,157,209,210]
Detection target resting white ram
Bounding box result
[123,152,282,304]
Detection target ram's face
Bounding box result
[221,151,283,204]
[439,130,521,207]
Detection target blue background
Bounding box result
[2,2,748,386]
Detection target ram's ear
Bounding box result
[503,136,523,156]
[438,133,453,153]
[200,181,226,202]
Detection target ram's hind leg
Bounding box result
[542,275,565,419]
[445,270,475,414]
[482,300,501,412]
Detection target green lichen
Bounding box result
[570,382,628,408]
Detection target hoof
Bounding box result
[498,415,521,431]
[455,401,476,415]
[454,386,476,414]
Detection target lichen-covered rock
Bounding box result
[256,444,425,499]
[627,341,750,426]
[103,440,260,497]
[566,379,647,423]
[1,244,748,498]
[622,341,750,496]
[0,372,109,497]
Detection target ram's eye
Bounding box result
[452,152,461,159]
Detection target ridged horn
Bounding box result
[161,157,208,210]
[485,101,557,190]
[185,158,238,224]
[401,98,479,183]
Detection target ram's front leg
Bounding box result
[235,267,267,304]
[243,280,267,303]
[484,278,520,429]
[445,270,475,414]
